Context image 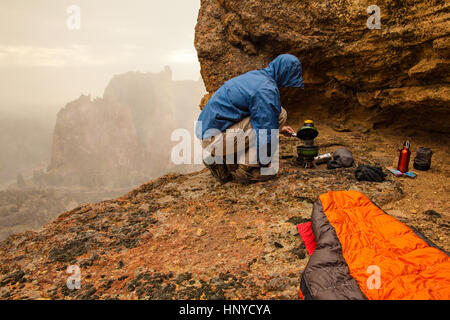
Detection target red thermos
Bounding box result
[397,141,411,173]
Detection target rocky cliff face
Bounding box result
[47,68,205,189]
[195,0,449,132]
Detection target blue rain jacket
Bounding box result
[196,54,304,164]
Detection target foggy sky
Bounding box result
[0,0,201,113]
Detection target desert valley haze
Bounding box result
[0,1,204,239]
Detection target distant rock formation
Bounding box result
[195,0,450,132]
[46,67,205,189]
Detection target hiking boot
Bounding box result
[231,165,276,184]
[203,160,233,183]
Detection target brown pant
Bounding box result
[201,107,287,183]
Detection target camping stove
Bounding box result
[296,120,319,168]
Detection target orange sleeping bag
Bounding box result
[299,191,450,300]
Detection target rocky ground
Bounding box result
[0,126,448,300]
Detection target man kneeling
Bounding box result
[195,54,304,184]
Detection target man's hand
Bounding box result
[280,126,296,137]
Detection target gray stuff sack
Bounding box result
[327,148,354,169]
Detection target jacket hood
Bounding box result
[263,54,304,89]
